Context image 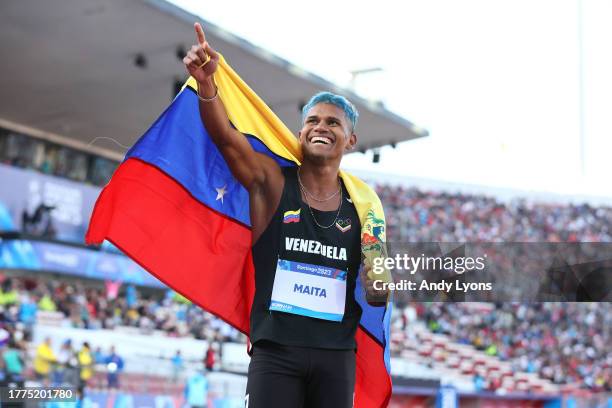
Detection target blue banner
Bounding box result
[0,238,163,288]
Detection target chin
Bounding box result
[303,146,331,160]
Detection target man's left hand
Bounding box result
[361,263,389,305]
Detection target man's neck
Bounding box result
[299,160,340,197]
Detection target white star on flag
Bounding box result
[215,185,228,204]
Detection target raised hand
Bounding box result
[183,22,220,84]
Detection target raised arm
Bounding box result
[183,23,278,192]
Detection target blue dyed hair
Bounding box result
[301,91,359,131]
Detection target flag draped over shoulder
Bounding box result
[86,55,393,407]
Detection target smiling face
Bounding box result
[299,103,357,162]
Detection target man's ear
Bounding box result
[298,130,304,143]
[345,132,357,151]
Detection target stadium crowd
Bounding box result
[1,182,611,392]
[0,275,243,343]
[377,184,612,243]
[0,275,228,389]
[414,302,611,392]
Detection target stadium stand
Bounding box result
[391,302,610,393]
[377,184,612,243]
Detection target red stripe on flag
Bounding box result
[86,158,254,333]
[355,327,392,408]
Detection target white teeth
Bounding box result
[312,136,332,145]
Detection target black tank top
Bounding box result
[250,166,362,349]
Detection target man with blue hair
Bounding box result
[183,23,385,408]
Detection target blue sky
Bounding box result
[170,0,612,199]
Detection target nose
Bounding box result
[313,121,329,133]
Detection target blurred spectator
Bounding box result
[18,292,37,331]
[104,345,124,389]
[105,281,121,301]
[0,279,18,306]
[92,346,106,389]
[33,337,56,382]
[205,344,216,372]
[1,339,25,383]
[77,342,93,392]
[93,346,105,365]
[184,369,209,408]
[125,285,138,308]
[0,327,9,348]
[171,350,184,383]
[55,339,78,386]
[473,372,485,392]
[37,292,57,312]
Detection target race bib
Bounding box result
[269,259,347,322]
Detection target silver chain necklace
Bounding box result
[299,182,343,229]
[297,167,341,202]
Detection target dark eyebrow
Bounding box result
[306,115,319,120]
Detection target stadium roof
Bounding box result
[0,0,428,161]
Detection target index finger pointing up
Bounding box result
[194,22,206,45]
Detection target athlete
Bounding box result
[183,22,387,408]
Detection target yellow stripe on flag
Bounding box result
[283,209,301,217]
